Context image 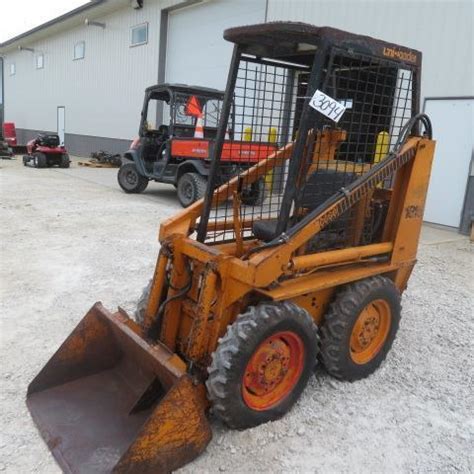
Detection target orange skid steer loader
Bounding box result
[27,22,435,473]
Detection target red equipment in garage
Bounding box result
[2,122,17,147]
[23,133,70,168]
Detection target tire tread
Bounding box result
[320,275,401,381]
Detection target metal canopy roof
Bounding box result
[224,22,421,67]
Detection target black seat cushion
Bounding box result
[300,169,359,210]
[252,169,359,242]
[253,219,278,242]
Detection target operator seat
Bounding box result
[252,169,358,242]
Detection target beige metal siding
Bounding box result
[3,2,163,140]
[267,0,473,99]
[2,0,471,146]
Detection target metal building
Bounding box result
[0,0,472,231]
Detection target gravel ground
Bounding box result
[1,156,472,473]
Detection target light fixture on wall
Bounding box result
[84,18,106,29]
[18,46,35,53]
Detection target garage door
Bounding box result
[423,98,474,228]
[166,0,266,90]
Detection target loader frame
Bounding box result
[145,134,434,367]
[142,24,433,370]
[27,22,435,474]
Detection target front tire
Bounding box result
[134,279,152,327]
[34,152,47,168]
[118,162,148,193]
[176,172,207,207]
[320,275,401,381]
[206,301,319,429]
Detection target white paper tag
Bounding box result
[309,90,347,123]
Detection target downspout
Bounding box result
[0,56,4,128]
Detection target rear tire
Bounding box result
[118,162,148,193]
[320,275,401,381]
[176,172,207,207]
[60,153,70,168]
[34,152,47,168]
[206,301,319,429]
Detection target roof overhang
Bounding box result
[0,0,131,54]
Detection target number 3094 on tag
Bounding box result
[309,90,347,123]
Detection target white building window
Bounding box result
[74,41,85,60]
[130,23,148,46]
[36,53,44,69]
[9,63,15,75]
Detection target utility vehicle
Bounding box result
[118,83,274,206]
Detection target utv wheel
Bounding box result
[22,156,28,166]
[34,152,47,168]
[320,275,401,381]
[177,172,207,207]
[206,301,319,429]
[60,153,70,168]
[118,162,149,193]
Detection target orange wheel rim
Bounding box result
[242,331,305,411]
[350,299,391,365]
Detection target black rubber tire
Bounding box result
[206,301,319,429]
[22,156,28,166]
[118,162,149,193]
[241,178,265,206]
[34,152,47,168]
[320,275,401,382]
[59,153,70,168]
[135,279,152,326]
[176,172,207,207]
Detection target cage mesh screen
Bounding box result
[201,49,416,249]
[300,48,415,252]
[201,55,308,243]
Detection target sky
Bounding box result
[0,0,88,43]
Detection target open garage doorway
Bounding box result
[423,97,473,229]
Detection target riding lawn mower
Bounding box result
[23,133,70,168]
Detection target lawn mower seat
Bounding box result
[252,169,359,242]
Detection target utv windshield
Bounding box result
[141,88,230,137]
[173,93,225,129]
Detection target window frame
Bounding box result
[73,41,85,61]
[9,63,16,76]
[130,22,148,47]
[36,53,44,69]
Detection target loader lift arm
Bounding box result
[247,114,432,258]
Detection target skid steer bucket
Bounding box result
[26,303,212,474]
